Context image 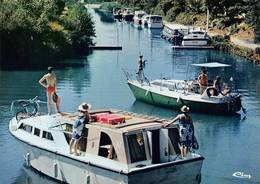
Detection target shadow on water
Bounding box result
[12,165,57,184]
[0,56,90,71]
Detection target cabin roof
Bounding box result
[18,109,170,134]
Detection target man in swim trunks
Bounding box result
[39,66,60,114]
[198,68,208,95]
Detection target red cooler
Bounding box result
[95,113,125,125]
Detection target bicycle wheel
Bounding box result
[16,111,29,121]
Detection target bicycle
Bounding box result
[11,96,46,121]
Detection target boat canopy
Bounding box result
[191,62,231,68]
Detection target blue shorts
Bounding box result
[72,132,81,140]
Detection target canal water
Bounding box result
[0,8,260,184]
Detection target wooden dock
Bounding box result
[172,45,214,50]
[89,45,122,50]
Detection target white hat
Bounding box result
[181,105,189,113]
[78,103,91,112]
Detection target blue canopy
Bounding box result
[191,62,231,68]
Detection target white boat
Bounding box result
[181,29,211,46]
[9,106,204,184]
[133,11,147,25]
[147,15,163,29]
[126,62,243,115]
[122,8,134,21]
[141,14,150,27]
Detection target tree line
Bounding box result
[0,0,95,64]
[116,0,259,42]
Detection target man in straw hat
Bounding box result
[69,103,91,156]
[164,105,195,158]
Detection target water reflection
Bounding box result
[12,166,56,184]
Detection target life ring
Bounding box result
[206,87,218,97]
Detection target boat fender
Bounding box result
[53,163,58,178]
[24,153,30,167]
[85,174,90,184]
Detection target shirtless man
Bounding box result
[197,68,208,95]
[39,66,60,114]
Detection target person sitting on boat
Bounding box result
[197,68,208,95]
[136,55,146,82]
[69,103,91,156]
[164,105,194,158]
[210,75,230,96]
[38,66,60,115]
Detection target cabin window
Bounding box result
[127,133,147,163]
[42,131,54,141]
[168,128,181,155]
[34,128,40,136]
[19,123,32,133]
[98,132,117,160]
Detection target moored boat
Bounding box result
[133,11,147,25]
[126,62,243,115]
[161,25,184,45]
[147,15,163,29]
[9,105,204,184]
[113,8,123,20]
[181,29,211,46]
[123,8,134,21]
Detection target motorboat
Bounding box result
[133,11,147,25]
[126,62,243,115]
[142,15,150,27]
[122,8,134,21]
[161,25,184,45]
[113,8,123,20]
[9,105,204,184]
[181,29,211,46]
[147,15,163,29]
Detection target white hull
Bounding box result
[182,39,209,46]
[18,142,202,184]
[148,22,163,29]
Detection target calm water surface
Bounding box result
[0,8,260,184]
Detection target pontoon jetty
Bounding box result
[9,108,204,184]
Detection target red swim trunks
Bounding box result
[47,86,55,94]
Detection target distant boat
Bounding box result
[122,8,134,21]
[147,15,163,29]
[161,25,184,45]
[181,29,211,46]
[113,8,123,20]
[126,62,243,115]
[133,10,147,25]
[142,14,150,27]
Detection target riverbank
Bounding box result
[164,21,260,64]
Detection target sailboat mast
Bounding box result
[206,8,209,34]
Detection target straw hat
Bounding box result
[78,103,91,112]
[181,105,189,113]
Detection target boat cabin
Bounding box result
[15,109,182,168]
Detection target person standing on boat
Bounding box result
[39,66,60,114]
[198,67,208,95]
[136,55,146,82]
[69,103,91,156]
[164,105,194,158]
